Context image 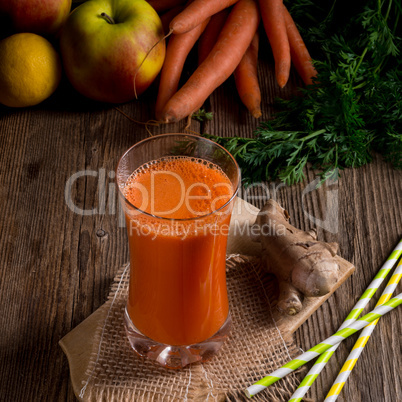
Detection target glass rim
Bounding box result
[116,133,241,222]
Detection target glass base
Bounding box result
[124,309,231,369]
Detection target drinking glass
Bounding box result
[116,133,240,369]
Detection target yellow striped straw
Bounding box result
[288,238,402,402]
[245,293,402,398]
[324,258,402,401]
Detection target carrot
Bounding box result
[155,18,210,120]
[234,32,261,118]
[161,0,260,122]
[197,8,230,65]
[258,0,290,88]
[169,0,239,34]
[148,0,186,13]
[160,5,184,34]
[283,5,317,86]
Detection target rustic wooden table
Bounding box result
[0,42,401,402]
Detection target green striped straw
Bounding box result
[244,293,402,398]
[288,239,402,402]
[324,258,402,401]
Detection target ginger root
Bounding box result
[251,199,340,316]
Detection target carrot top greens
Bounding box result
[205,0,401,185]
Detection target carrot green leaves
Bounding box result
[207,0,401,185]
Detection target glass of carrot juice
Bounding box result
[116,133,240,369]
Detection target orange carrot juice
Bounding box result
[123,156,234,346]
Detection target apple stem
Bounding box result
[101,12,115,24]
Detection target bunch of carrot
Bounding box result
[148,0,317,123]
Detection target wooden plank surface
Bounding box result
[0,35,401,402]
[57,196,354,400]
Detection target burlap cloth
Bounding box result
[77,254,307,402]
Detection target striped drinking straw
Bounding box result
[324,257,402,401]
[288,239,402,402]
[244,293,402,398]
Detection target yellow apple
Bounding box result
[59,0,165,103]
[0,0,72,36]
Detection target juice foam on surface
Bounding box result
[123,156,233,219]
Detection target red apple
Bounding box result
[59,0,166,103]
[0,0,72,36]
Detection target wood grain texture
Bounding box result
[58,197,354,401]
[0,30,401,402]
